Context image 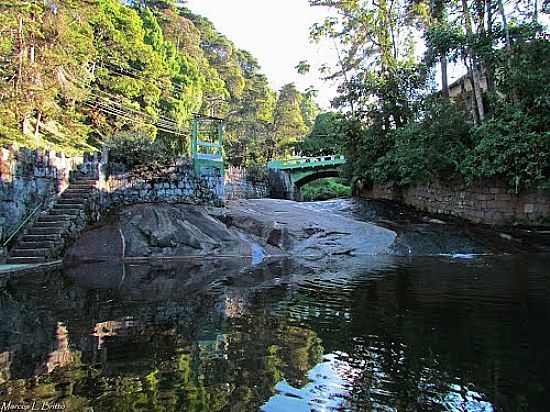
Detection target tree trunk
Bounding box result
[461,0,486,122]
[484,0,496,92]
[14,17,24,93]
[34,111,42,140]
[497,0,511,52]
[21,114,30,135]
[440,54,449,98]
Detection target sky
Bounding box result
[184,0,338,109]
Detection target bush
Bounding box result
[108,132,172,169]
[302,178,351,201]
[463,105,550,190]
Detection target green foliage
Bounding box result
[311,0,549,192]
[0,0,317,162]
[295,112,345,156]
[463,104,550,190]
[108,132,171,169]
[302,178,351,201]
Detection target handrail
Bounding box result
[267,155,346,169]
[1,204,43,248]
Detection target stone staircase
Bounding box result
[6,175,98,264]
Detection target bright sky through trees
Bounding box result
[184,0,338,108]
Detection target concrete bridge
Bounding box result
[267,155,346,199]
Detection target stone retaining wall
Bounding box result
[99,157,224,209]
[224,166,269,200]
[0,146,98,244]
[362,181,549,225]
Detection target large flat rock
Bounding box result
[65,200,397,263]
[224,199,397,257]
[65,203,253,261]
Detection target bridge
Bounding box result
[267,155,346,198]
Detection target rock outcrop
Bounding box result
[65,200,398,262]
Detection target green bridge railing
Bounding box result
[267,155,346,170]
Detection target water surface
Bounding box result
[0,254,547,411]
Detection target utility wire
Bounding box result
[61,67,191,133]
[86,91,188,132]
[86,98,190,136]
[99,62,189,95]
[83,101,188,137]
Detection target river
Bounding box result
[0,199,548,411]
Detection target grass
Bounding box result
[0,122,97,157]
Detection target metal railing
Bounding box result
[1,204,43,249]
[267,155,346,169]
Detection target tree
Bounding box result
[271,83,309,159]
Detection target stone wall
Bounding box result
[99,157,224,209]
[224,166,269,200]
[0,146,97,244]
[362,181,549,225]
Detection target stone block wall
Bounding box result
[100,157,224,209]
[224,166,269,200]
[0,146,94,244]
[363,181,549,225]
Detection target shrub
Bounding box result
[108,132,171,169]
[302,178,351,201]
[463,105,550,190]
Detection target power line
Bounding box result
[61,67,191,133]
[99,62,189,95]
[86,91,189,132]
[86,98,189,135]
[83,101,188,137]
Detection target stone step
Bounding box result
[27,226,66,235]
[70,182,95,188]
[50,208,80,216]
[17,240,56,249]
[33,221,69,229]
[22,234,61,242]
[53,203,85,210]
[37,215,72,223]
[64,187,91,193]
[61,192,89,200]
[6,256,47,264]
[57,198,87,206]
[11,248,50,258]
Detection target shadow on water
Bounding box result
[0,252,548,411]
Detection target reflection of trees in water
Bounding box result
[0,269,324,411]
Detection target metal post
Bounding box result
[191,114,198,157]
[217,120,223,157]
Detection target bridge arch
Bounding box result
[267,155,346,200]
[294,170,341,188]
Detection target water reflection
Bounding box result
[0,254,547,410]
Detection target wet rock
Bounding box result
[66,203,253,261]
[225,199,397,257]
[66,200,398,263]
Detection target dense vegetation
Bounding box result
[306,0,549,192]
[302,178,351,201]
[0,0,318,163]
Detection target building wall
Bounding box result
[362,181,549,225]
